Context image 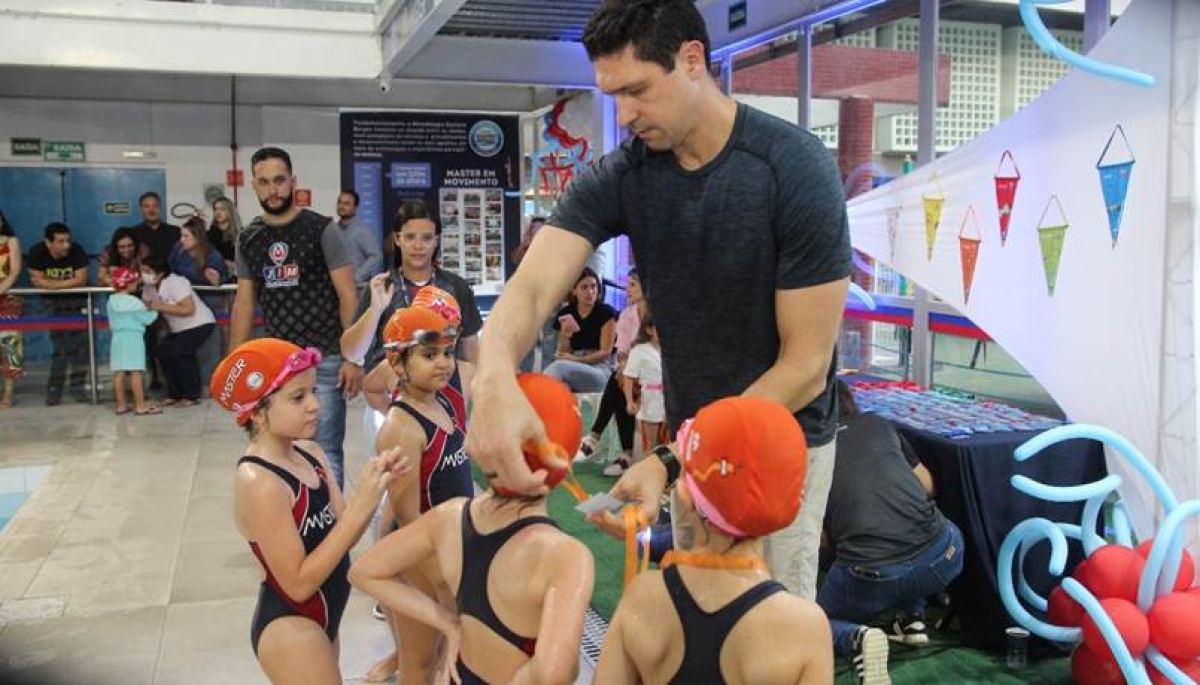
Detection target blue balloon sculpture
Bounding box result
[1019,0,1155,88]
[998,424,1199,684]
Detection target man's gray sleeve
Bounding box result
[321,220,353,271]
[234,236,251,279]
[547,149,629,247]
[773,135,852,290]
[355,225,383,282]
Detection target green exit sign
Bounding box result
[11,138,41,156]
[44,141,86,162]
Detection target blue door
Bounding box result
[0,168,67,273]
[65,168,166,257]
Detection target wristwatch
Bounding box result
[652,444,681,485]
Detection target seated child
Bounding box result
[594,396,833,685]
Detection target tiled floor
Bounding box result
[0,399,595,684]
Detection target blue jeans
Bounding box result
[818,520,964,656]
[543,359,609,392]
[314,353,346,489]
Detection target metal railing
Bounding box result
[4,284,236,405]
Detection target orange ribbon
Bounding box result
[660,550,769,573]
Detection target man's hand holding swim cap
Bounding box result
[466,367,565,496]
[587,450,669,540]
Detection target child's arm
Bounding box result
[348,502,463,671]
[362,360,396,414]
[235,447,407,601]
[622,349,641,415]
[509,538,596,685]
[593,571,653,685]
[376,411,425,527]
[135,305,159,326]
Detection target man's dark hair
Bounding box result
[582,0,711,71]
[251,146,293,174]
[340,190,360,207]
[44,222,71,241]
[138,191,161,206]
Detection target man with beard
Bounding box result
[230,146,361,488]
[131,191,181,262]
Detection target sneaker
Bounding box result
[852,627,890,685]
[602,457,629,477]
[574,435,601,464]
[372,602,386,621]
[888,612,930,645]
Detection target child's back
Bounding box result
[603,564,831,685]
[107,292,157,371]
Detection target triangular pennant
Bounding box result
[886,206,902,262]
[958,205,982,304]
[922,174,946,261]
[994,150,1021,246]
[1037,195,1070,296]
[1096,125,1135,247]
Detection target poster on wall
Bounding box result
[339,112,521,291]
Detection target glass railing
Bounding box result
[840,292,1062,418]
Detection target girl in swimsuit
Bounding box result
[351,373,596,685]
[367,296,479,684]
[211,338,408,684]
[594,397,834,685]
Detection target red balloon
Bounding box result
[1071,644,1126,685]
[1148,592,1200,660]
[1136,540,1196,592]
[1074,558,1093,585]
[1188,586,1200,599]
[1049,585,1086,627]
[1147,655,1200,684]
[1081,597,1150,660]
[1086,545,1147,602]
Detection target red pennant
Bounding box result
[994,150,1021,246]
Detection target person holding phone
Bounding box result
[542,267,615,393]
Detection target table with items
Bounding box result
[847,379,1108,652]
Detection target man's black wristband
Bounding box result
[652,444,681,485]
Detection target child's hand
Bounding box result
[626,401,638,416]
[375,446,409,478]
[431,618,462,685]
[349,447,410,518]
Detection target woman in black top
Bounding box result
[207,196,241,274]
[543,267,616,392]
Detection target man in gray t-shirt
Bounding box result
[335,190,383,285]
[466,0,850,600]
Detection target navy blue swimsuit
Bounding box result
[240,447,350,655]
[455,501,558,683]
[388,368,473,512]
[663,565,786,685]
